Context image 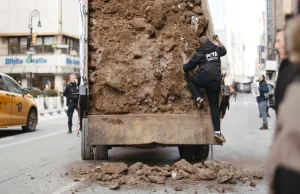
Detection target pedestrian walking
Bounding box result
[257,75,269,130]
[63,74,80,134]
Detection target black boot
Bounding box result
[67,127,72,134]
[259,124,268,130]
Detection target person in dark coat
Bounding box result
[63,74,80,134]
[183,35,227,143]
[268,10,300,194]
[219,74,231,120]
[274,29,300,116]
[257,75,269,130]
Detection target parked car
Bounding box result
[236,82,251,93]
[24,87,45,98]
[0,73,38,132]
[268,84,275,109]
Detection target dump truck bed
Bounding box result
[80,0,219,160]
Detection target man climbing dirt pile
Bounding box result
[88,0,213,114]
[70,159,264,192]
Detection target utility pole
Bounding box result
[27,9,41,88]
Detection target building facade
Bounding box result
[260,0,298,83]
[274,0,298,30]
[0,0,80,92]
[209,0,230,79]
[266,0,298,52]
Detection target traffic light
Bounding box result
[31,34,37,44]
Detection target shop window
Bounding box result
[8,38,19,54]
[8,36,54,54]
[62,36,79,56]
[34,37,43,53]
[44,37,54,53]
[20,37,27,54]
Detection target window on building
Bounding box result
[34,37,43,53]
[8,36,54,54]
[62,36,79,56]
[8,38,19,54]
[20,37,28,54]
[44,37,54,53]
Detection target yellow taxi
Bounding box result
[0,72,38,132]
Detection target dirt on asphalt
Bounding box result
[69,159,264,193]
[88,0,212,115]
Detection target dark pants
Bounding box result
[219,96,230,118]
[274,166,300,194]
[187,74,221,132]
[67,103,79,129]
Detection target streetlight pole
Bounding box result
[28,10,42,50]
[27,9,41,87]
[258,45,280,82]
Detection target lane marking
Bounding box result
[0,131,67,149]
[52,179,85,194]
[0,136,15,142]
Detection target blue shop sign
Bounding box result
[66,58,80,65]
[5,57,47,65]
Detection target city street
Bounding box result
[0,94,275,194]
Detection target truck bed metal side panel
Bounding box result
[88,114,219,145]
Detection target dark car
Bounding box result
[236,82,251,93]
[24,87,46,98]
[268,84,275,109]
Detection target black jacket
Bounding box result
[183,41,227,81]
[275,59,300,114]
[256,81,269,103]
[63,82,79,104]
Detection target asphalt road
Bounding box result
[0,94,276,194]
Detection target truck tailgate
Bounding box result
[88,114,219,145]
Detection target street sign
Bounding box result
[27,47,36,55]
[51,44,69,49]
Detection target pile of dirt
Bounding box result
[70,160,264,193]
[88,0,212,114]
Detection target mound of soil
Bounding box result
[88,0,212,114]
[70,159,264,192]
